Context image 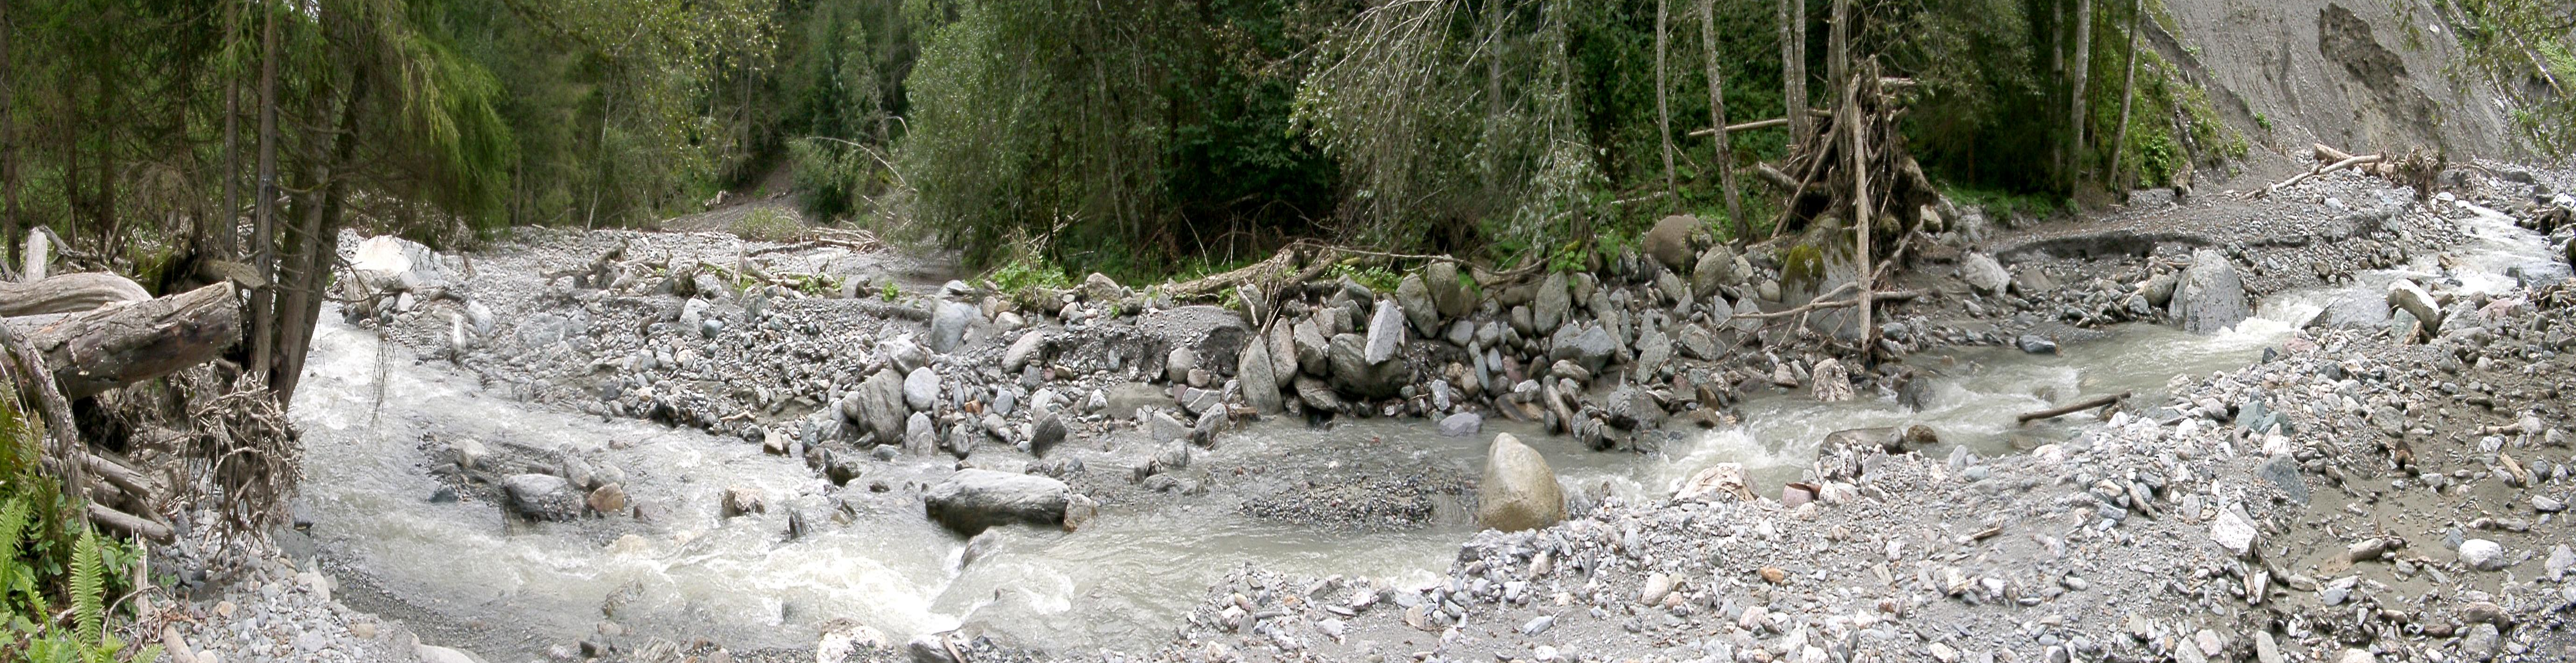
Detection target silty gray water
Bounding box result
[286,199,2561,657]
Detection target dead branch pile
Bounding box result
[1762,62,1942,251]
[2249,144,2445,201]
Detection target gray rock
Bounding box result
[1533,272,1570,331]
[2257,454,2309,505]
[1643,214,1701,270]
[882,337,931,374]
[840,370,910,443]
[2139,273,2178,307]
[1002,331,1048,372]
[500,474,580,521]
[1327,333,1407,399]
[1267,324,1299,387]
[2461,622,2501,662]
[1550,324,1618,374]
[2211,509,2258,557]
[1396,275,1441,335]
[1366,299,1407,364]
[1191,408,1224,446]
[1292,320,1331,377]
[1439,412,1483,437]
[1165,347,1198,385]
[1425,261,1473,318]
[2016,335,2059,355]
[1148,411,1191,444]
[1294,376,1344,412]
[923,469,1073,535]
[903,367,941,412]
[1135,305,1252,372]
[1237,341,1284,414]
[1960,253,2009,295]
[2387,280,2443,336]
[2546,544,2572,582]
[1030,413,1070,457]
[1633,328,1673,380]
[905,412,938,455]
[1693,245,1741,298]
[1676,324,1721,361]
[930,301,978,353]
[1475,433,1565,532]
[2170,249,2249,334]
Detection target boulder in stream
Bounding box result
[500,474,581,522]
[1474,433,1565,532]
[840,369,909,443]
[924,469,1075,535]
[2169,248,2249,334]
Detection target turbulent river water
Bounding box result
[285,198,2562,659]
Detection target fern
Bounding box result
[69,530,102,647]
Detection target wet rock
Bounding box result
[924,469,1073,535]
[1439,412,1483,437]
[1002,331,1047,373]
[2016,334,2059,355]
[720,486,766,518]
[500,474,580,521]
[1426,261,1473,319]
[1294,376,1343,412]
[1396,275,1441,335]
[1675,463,1754,502]
[2170,249,2249,334]
[2139,273,2178,307]
[1149,411,1191,444]
[1810,358,1854,402]
[1029,413,1070,457]
[1327,333,1407,399]
[1961,253,2009,295]
[903,367,941,412]
[842,370,910,443]
[1474,433,1566,532]
[1237,341,1283,414]
[586,483,628,516]
[1644,215,1701,270]
[2459,539,2507,571]
[2387,280,2443,336]
[929,301,977,353]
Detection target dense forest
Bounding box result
[0,0,2570,303]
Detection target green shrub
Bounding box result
[0,393,158,663]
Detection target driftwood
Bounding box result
[2249,143,2444,200]
[0,273,151,317]
[5,282,241,400]
[1735,285,1926,321]
[2017,391,2130,423]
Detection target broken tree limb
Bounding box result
[1753,163,1805,193]
[2017,391,2131,424]
[87,503,172,542]
[0,273,152,317]
[2250,153,2383,199]
[1688,117,1788,138]
[1737,287,1927,321]
[4,282,241,399]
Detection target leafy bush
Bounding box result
[0,393,158,663]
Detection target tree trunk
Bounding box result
[219,0,241,261]
[1656,0,1678,210]
[1484,0,1503,202]
[249,0,280,386]
[270,68,363,404]
[0,273,151,317]
[0,0,15,271]
[2108,0,2143,190]
[3,282,241,400]
[2067,0,2093,186]
[1701,0,1744,241]
[1846,68,1873,360]
[1828,0,1849,91]
[1779,0,1808,147]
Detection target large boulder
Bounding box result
[350,235,461,293]
[500,474,580,522]
[1532,272,1571,331]
[1474,433,1565,532]
[1395,275,1441,335]
[1136,306,1252,373]
[1237,340,1284,414]
[840,369,910,443]
[1291,320,1331,377]
[1425,262,1474,319]
[1643,214,1702,271]
[929,301,978,353]
[1692,245,1742,298]
[924,469,1074,535]
[2387,280,2443,335]
[1365,299,1407,363]
[1959,252,2009,296]
[1327,333,1407,399]
[2169,249,2249,334]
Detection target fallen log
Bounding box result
[2017,391,2130,424]
[1735,287,1926,321]
[87,503,172,542]
[4,282,241,399]
[0,273,151,317]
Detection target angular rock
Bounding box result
[1237,341,1284,414]
[1675,324,1721,361]
[2140,273,2177,307]
[1030,413,1070,457]
[1395,275,1441,336]
[1365,299,1406,364]
[1549,324,1617,375]
[1693,245,1741,298]
[2459,539,2507,571]
[2387,280,2443,336]
[1292,320,1331,377]
[1438,412,1483,437]
[1474,433,1566,532]
[1632,328,1673,380]
[1810,357,1854,402]
[923,469,1073,535]
[1674,463,1754,502]
[720,486,766,518]
[2211,509,2258,557]
[1327,333,1407,399]
[2170,249,2249,334]
[1533,272,1570,332]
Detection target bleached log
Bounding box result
[4,282,241,399]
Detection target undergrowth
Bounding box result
[0,389,160,663]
